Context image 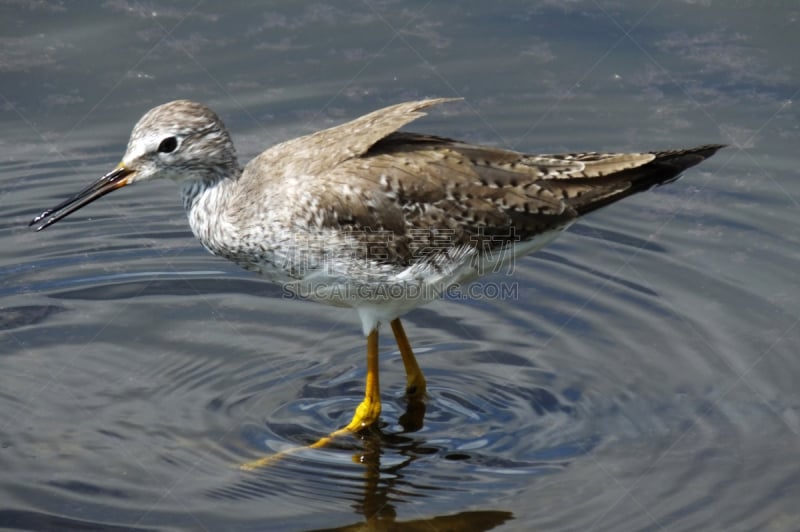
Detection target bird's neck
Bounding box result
[181,170,241,257]
[181,168,239,211]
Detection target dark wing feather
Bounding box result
[316,133,723,266]
[542,144,725,215]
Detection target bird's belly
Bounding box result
[278,226,566,308]
[205,220,568,331]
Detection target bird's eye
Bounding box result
[157,136,179,153]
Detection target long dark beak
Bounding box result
[29,165,135,231]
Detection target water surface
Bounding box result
[1,2,799,530]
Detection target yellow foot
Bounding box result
[343,396,382,432]
[240,446,302,470]
[239,399,382,470]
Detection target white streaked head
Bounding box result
[29,100,240,231]
[122,99,239,184]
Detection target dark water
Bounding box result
[2,2,799,531]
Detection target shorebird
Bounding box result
[30,98,722,436]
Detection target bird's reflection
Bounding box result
[218,405,513,531]
[319,429,513,531]
[397,396,426,433]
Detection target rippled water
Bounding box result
[2,2,799,531]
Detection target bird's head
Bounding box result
[29,100,237,231]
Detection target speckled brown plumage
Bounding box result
[30,97,723,332]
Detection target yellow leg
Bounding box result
[240,328,382,470]
[390,318,426,399]
[343,328,382,431]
